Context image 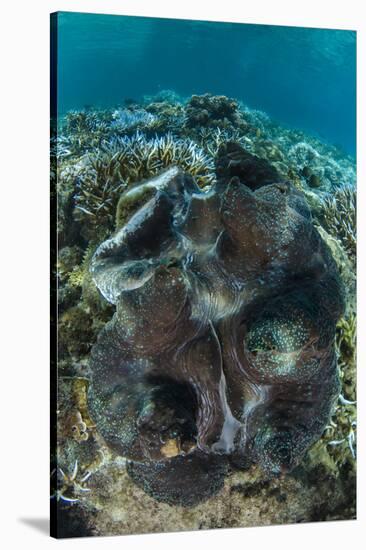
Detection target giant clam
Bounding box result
[88,142,344,506]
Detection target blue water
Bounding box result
[54,11,356,156]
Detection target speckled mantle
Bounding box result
[87,143,344,506]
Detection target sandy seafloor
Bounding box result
[52,91,356,537]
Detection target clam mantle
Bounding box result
[88,144,344,506]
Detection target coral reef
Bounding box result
[73,153,126,241]
[59,110,112,157]
[145,101,186,134]
[288,141,356,192]
[110,108,158,132]
[320,185,356,262]
[54,92,356,535]
[87,144,344,506]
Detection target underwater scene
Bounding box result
[51,12,356,538]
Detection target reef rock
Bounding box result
[88,145,344,506]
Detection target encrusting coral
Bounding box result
[73,132,215,239]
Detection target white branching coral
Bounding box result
[111,108,157,131]
[321,185,356,260]
[196,127,253,157]
[73,132,215,236]
[51,459,92,504]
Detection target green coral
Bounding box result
[68,268,85,288]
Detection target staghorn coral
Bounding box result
[320,185,356,261]
[51,459,93,504]
[73,152,126,240]
[110,108,157,131]
[64,110,112,135]
[196,127,254,158]
[74,132,215,238]
[316,311,356,472]
[105,132,215,187]
[87,144,344,506]
[336,313,356,407]
[55,111,113,158]
[323,397,356,465]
